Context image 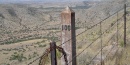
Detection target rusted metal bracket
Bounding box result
[39,42,68,65]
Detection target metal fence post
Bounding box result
[50,42,57,65]
[117,12,119,45]
[100,22,103,65]
[124,4,126,47]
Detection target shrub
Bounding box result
[28,54,32,60]
[10,53,27,62]
[77,45,82,49]
[39,44,46,47]
[7,8,17,17]
[0,13,5,18]
[56,49,61,59]
[28,7,37,16]
[33,52,39,57]
[119,40,124,47]
[3,52,8,54]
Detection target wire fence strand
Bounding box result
[27,4,129,65]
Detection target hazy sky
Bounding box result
[0,0,101,3]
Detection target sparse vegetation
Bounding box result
[28,7,37,16]
[7,8,17,17]
[1,35,45,45]
[3,52,8,54]
[56,49,61,59]
[77,52,92,65]
[9,52,27,62]
[119,40,124,47]
[39,44,46,47]
[0,13,5,18]
[0,0,130,65]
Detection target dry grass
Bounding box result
[0,39,50,65]
[1,2,130,65]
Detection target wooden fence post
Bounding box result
[124,4,126,47]
[50,42,57,65]
[61,6,76,65]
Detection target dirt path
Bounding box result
[0,39,44,50]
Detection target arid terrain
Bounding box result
[0,0,130,65]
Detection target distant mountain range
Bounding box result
[0,0,101,4]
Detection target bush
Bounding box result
[33,52,39,58]
[56,49,61,59]
[39,44,46,47]
[28,7,37,16]
[0,13,5,18]
[10,52,26,62]
[3,52,8,54]
[119,40,124,47]
[7,8,17,17]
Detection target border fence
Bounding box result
[27,3,130,65]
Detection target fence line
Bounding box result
[75,14,124,53]
[58,6,124,47]
[67,14,124,65]
[67,5,127,65]
[27,3,130,65]
[88,18,125,64]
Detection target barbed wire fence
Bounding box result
[26,3,130,65]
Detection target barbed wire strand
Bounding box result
[27,5,126,65]
[87,32,117,65]
[87,22,124,65]
[67,15,124,65]
[58,7,124,47]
